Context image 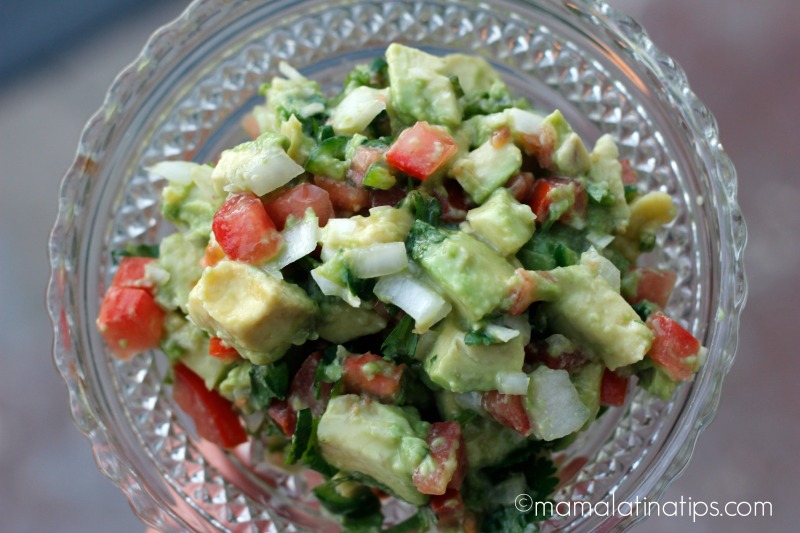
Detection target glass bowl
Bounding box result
[47,0,747,530]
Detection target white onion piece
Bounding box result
[278,61,304,81]
[496,371,530,395]
[331,86,388,135]
[349,242,408,279]
[484,324,520,343]
[586,231,615,250]
[271,215,319,270]
[373,272,451,332]
[310,268,361,308]
[499,314,532,346]
[581,247,621,292]
[147,160,202,185]
[505,108,544,135]
[245,150,304,196]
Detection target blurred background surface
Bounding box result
[0,0,796,531]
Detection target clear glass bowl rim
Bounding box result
[47,0,748,530]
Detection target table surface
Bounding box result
[0,1,796,531]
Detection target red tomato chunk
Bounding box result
[112,256,156,295]
[314,176,370,214]
[646,312,703,381]
[412,421,467,495]
[172,363,247,449]
[385,121,458,180]
[263,183,334,230]
[430,488,465,528]
[212,192,283,264]
[481,390,533,437]
[342,353,405,403]
[96,286,164,360]
[599,368,628,407]
[208,337,240,363]
[628,268,677,309]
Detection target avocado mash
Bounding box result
[97,43,705,531]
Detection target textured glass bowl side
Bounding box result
[47,0,746,531]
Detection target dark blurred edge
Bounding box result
[0,0,185,90]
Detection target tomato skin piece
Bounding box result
[434,180,470,223]
[505,171,535,203]
[430,488,465,528]
[620,158,637,186]
[599,369,628,407]
[263,183,334,230]
[268,399,297,437]
[342,353,405,403]
[629,268,677,309]
[528,177,586,226]
[369,187,406,208]
[412,422,467,495]
[289,351,332,418]
[347,146,384,188]
[212,193,283,264]
[208,337,241,363]
[97,286,164,360]
[112,257,156,295]
[172,363,248,449]
[646,313,703,381]
[385,122,458,180]
[481,391,533,437]
[313,176,370,214]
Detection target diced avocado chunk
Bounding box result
[151,232,205,313]
[211,132,305,197]
[385,43,462,128]
[279,114,315,166]
[614,191,677,261]
[461,414,527,470]
[320,206,413,252]
[541,110,591,176]
[542,257,653,370]
[217,361,252,407]
[450,138,522,203]
[156,162,223,242]
[408,221,518,323]
[186,260,317,364]
[525,366,590,441]
[316,299,387,344]
[462,188,535,256]
[439,54,519,118]
[638,365,678,400]
[423,317,525,392]
[571,362,604,429]
[161,312,229,390]
[255,63,328,133]
[317,395,430,506]
[586,134,630,233]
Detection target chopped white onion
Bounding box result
[270,215,319,270]
[147,160,201,185]
[484,324,520,343]
[373,272,451,332]
[453,392,484,413]
[499,314,532,346]
[310,268,361,308]
[349,242,408,279]
[331,86,388,135]
[243,150,305,197]
[581,247,620,292]
[278,61,304,81]
[241,411,265,433]
[586,231,615,250]
[505,108,544,135]
[496,371,530,395]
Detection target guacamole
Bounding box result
[96,43,704,531]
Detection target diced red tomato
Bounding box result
[434,180,470,223]
[430,488,465,528]
[599,369,628,407]
[268,399,297,437]
[263,183,334,230]
[212,192,282,264]
[620,158,637,186]
[347,146,385,188]
[208,337,240,363]
[413,422,467,495]
[369,187,407,208]
[505,172,535,203]
[111,256,156,295]
[385,121,458,180]
[342,353,405,403]
[313,176,370,214]
[628,268,677,309]
[646,313,703,381]
[172,363,248,449]
[528,177,586,226]
[481,391,532,437]
[97,286,164,360]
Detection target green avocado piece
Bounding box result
[317,395,430,506]
[463,188,536,256]
[422,317,525,392]
[542,110,591,176]
[385,43,462,128]
[461,414,528,470]
[586,134,631,234]
[152,232,206,314]
[159,163,222,242]
[408,221,518,323]
[316,299,387,344]
[542,258,652,370]
[449,138,522,204]
[186,260,317,365]
[571,361,604,429]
